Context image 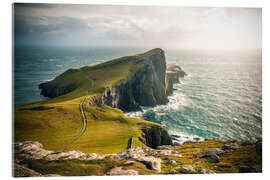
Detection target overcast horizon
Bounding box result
[13,3,262,51]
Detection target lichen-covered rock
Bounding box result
[13,163,42,177]
[14,141,53,161]
[222,143,239,151]
[14,141,113,162]
[151,149,181,157]
[113,147,161,172]
[106,167,139,176]
[203,154,220,163]
[194,148,223,158]
[169,167,181,173]
[198,169,215,174]
[136,156,162,172]
[166,160,177,165]
[124,161,136,165]
[179,165,196,173]
[45,150,85,160]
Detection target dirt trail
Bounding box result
[58,80,93,150]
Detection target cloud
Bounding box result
[13,4,262,49]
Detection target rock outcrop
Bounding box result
[165,64,187,96]
[14,141,170,173]
[140,126,173,148]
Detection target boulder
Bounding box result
[13,163,42,177]
[124,161,136,166]
[45,150,85,160]
[197,169,215,174]
[154,149,182,157]
[14,141,53,161]
[179,165,196,173]
[194,148,223,158]
[136,156,162,172]
[165,160,177,165]
[169,167,181,174]
[203,154,220,163]
[106,167,139,176]
[222,143,239,151]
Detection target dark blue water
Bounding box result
[14,46,262,142]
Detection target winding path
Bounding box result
[58,80,93,150]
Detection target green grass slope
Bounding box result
[14,48,165,154]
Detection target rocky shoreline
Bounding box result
[13,139,262,177]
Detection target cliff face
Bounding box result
[140,126,173,148]
[90,48,169,111]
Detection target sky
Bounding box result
[13,3,262,50]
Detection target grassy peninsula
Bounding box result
[14,48,168,154]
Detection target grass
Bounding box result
[14,48,165,153]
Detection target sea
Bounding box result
[14,46,262,144]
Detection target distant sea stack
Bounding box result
[165,64,187,96]
[39,48,186,111]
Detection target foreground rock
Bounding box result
[198,169,215,174]
[14,141,114,162]
[221,143,239,151]
[179,165,196,173]
[13,163,42,177]
[14,141,162,173]
[106,167,139,176]
[203,154,220,163]
[194,148,223,158]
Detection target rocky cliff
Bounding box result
[88,48,169,111]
